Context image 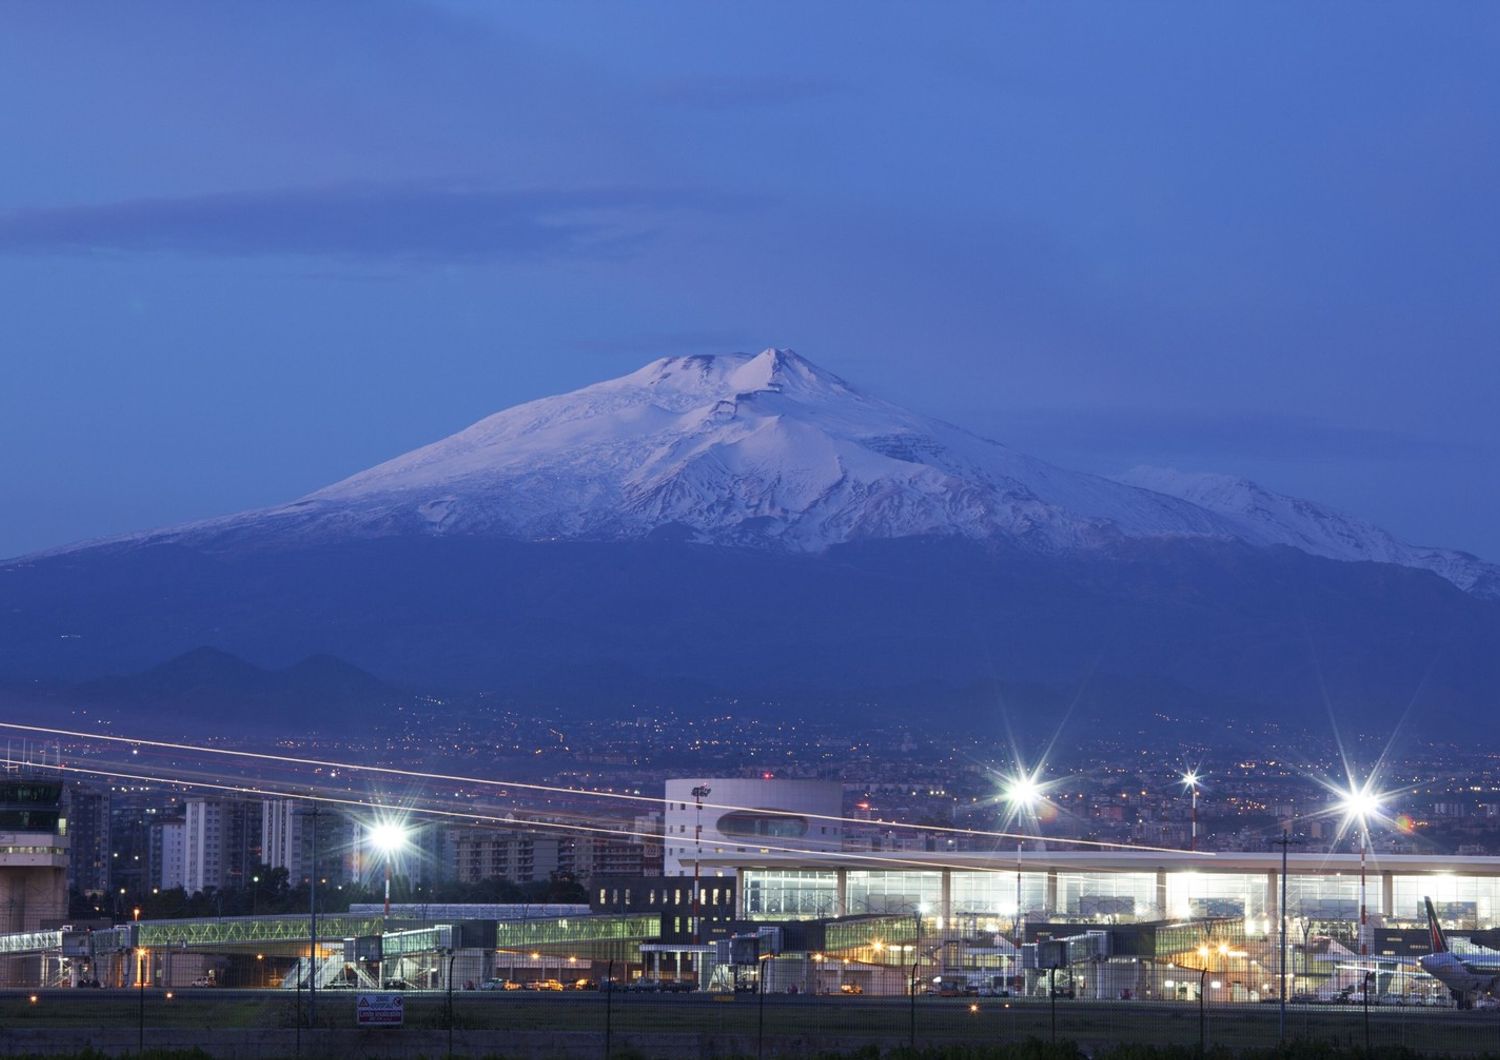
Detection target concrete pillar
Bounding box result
[940,870,952,929]
[1155,870,1168,921]
[1045,870,1058,919]
[1267,872,1278,923]
[835,868,848,918]
[1381,871,1394,920]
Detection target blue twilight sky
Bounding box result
[1,2,1497,560]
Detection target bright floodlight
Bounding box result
[369,820,410,854]
[1338,783,1381,824]
[1005,773,1041,809]
[1182,771,1200,789]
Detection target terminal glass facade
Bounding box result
[1284,873,1359,919]
[1059,871,1157,920]
[1392,874,1500,928]
[741,864,1500,932]
[742,869,836,919]
[951,870,1047,919]
[1164,872,1268,921]
[846,870,942,915]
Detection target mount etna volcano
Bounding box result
[4,348,1497,734]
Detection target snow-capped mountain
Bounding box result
[1117,466,1500,599]
[7,347,1499,728]
[119,348,1236,552]
[80,347,1493,597]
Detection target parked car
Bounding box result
[662,979,696,993]
[839,982,864,995]
[189,976,216,988]
[572,978,598,991]
[628,978,664,993]
[529,978,565,992]
[478,978,510,991]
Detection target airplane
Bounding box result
[1419,896,1500,1009]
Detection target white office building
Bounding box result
[663,777,842,877]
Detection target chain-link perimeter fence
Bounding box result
[6,979,1500,1058]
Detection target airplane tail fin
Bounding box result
[1425,897,1449,954]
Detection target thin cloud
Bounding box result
[0,182,755,263]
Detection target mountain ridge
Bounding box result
[19,347,1495,598]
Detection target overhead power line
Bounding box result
[4,720,1210,857]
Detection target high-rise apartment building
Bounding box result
[452,828,562,884]
[183,799,261,895]
[63,783,110,896]
[260,800,356,885]
[154,816,186,891]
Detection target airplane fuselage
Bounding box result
[1419,952,1500,1006]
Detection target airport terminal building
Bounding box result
[710,850,1500,934]
[6,778,1500,1003]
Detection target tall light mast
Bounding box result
[1182,772,1201,852]
[690,785,712,947]
[1338,783,1379,958]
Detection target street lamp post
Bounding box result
[446,948,458,1060]
[604,958,615,1059]
[132,906,145,1056]
[1198,966,1209,1053]
[1273,830,1302,1040]
[297,803,322,1027]
[757,953,769,1060]
[1014,842,1023,940]
[295,957,302,1058]
[909,961,919,1051]
[1050,965,1060,1044]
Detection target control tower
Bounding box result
[0,774,69,932]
